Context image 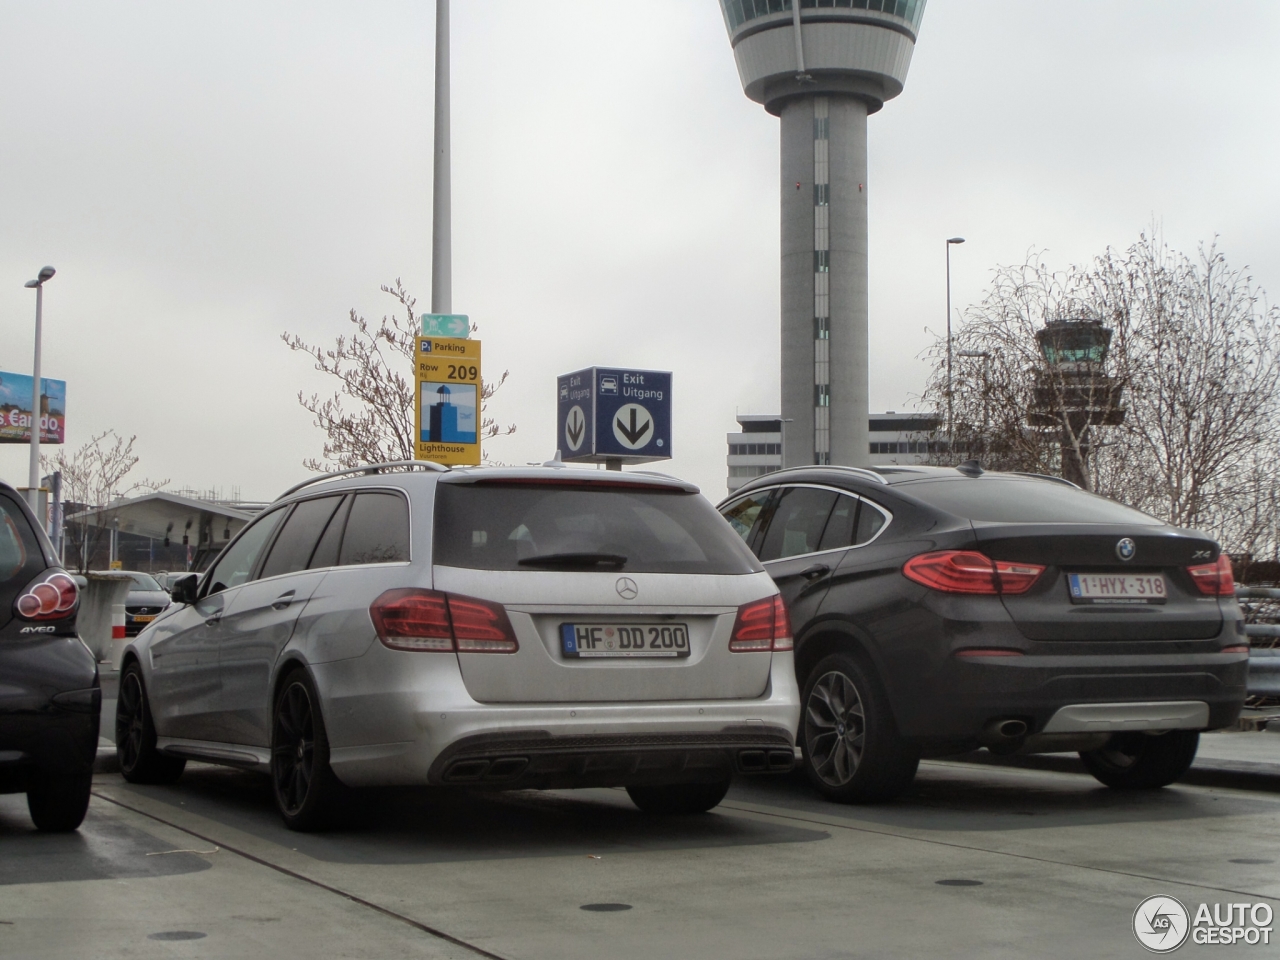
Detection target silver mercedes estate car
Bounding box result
[116,462,800,829]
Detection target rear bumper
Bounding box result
[314,649,800,788]
[0,638,100,791]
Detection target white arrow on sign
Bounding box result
[612,403,653,450]
[565,405,586,452]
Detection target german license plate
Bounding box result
[1067,574,1167,604]
[561,623,691,658]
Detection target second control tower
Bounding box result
[719,0,925,467]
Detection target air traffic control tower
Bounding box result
[719,0,925,467]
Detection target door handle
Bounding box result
[799,563,831,582]
[272,591,296,611]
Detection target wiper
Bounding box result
[517,552,627,569]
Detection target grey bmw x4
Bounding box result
[718,464,1250,803]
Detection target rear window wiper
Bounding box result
[517,552,627,569]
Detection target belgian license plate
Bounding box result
[561,623,691,658]
[1068,574,1167,604]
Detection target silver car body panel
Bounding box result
[1041,700,1211,733]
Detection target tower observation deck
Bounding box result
[719,0,926,467]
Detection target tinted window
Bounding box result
[434,483,761,575]
[260,496,344,579]
[818,494,858,551]
[308,495,351,569]
[855,500,888,544]
[720,492,770,545]
[206,508,286,594]
[339,492,410,565]
[757,487,838,562]
[905,478,1165,525]
[0,496,39,586]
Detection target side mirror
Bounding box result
[171,574,198,605]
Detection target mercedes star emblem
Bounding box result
[615,577,639,600]
[1116,538,1136,562]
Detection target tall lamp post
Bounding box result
[944,238,965,453]
[431,0,451,314]
[23,266,56,515]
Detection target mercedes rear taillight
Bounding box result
[902,550,1045,596]
[1188,554,1235,596]
[371,589,518,653]
[729,595,793,652]
[14,570,79,621]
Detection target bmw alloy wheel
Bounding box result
[804,669,866,786]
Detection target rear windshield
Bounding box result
[903,478,1165,525]
[433,483,763,574]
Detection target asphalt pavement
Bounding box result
[0,675,1276,959]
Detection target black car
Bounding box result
[718,464,1250,803]
[0,481,98,831]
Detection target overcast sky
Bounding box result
[2,1,1277,503]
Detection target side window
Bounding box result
[0,495,41,588]
[856,500,889,544]
[719,492,771,547]
[818,494,859,552]
[308,495,351,570]
[338,492,410,565]
[205,508,286,595]
[259,496,344,580]
[756,487,837,562]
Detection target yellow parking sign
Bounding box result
[415,336,482,466]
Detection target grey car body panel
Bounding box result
[122,465,801,788]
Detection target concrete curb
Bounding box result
[951,750,1280,793]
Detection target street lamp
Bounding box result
[944,238,965,455]
[23,266,56,516]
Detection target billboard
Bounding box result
[0,372,65,444]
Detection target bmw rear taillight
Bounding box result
[15,570,79,621]
[1188,554,1235,596]
[902,550,1045,596]
[370,589,517,653]
[729,595,793,652]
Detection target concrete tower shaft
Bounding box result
[720,0,924,468]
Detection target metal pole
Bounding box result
[431,0,452,314]
[28,283,43,514]
[945,240,952,454]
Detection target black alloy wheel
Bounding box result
[271,669,344,831]
[115,663,185,784]
[1079,730,1200,789]
[801,652,919,804]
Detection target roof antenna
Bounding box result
[957,459,984,476]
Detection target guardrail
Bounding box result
[1235,589,1280,698]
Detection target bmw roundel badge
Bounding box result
[1116,538,1136,562]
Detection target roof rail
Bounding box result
[274,460,448,502]
[759,465,889,485]
[837,466,890,485]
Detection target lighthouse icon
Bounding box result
[424,382,477,444]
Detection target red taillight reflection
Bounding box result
[15,571,78,621]
[902,550,1044,596]
[1188,554,1235,596]
[729,594,792,652]
[370,589,517,653]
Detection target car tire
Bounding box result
[800,652,919,804]
[271,668,347,832]
[1079,731,1199,789]
[115,663,186,785]
[626,778,732,815]
[27,768,93,832]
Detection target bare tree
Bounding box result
[283,280,515,471]
[42,430,168,573]
[922,233,1280,552]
